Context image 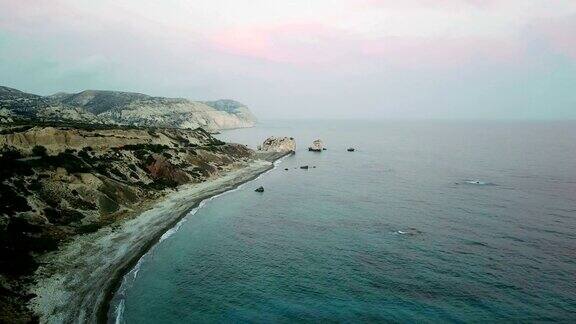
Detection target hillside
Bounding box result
[0,86,257,131]
[0,124,259,321]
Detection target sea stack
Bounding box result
[308,139,324,152]
[258,136,296,154]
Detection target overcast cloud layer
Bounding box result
[1,0,575,119]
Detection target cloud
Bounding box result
[2,0,575,68]
[209,21,526,69]
[1,0,575,119]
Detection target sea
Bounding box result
[110,120,576,323]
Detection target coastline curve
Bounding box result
[107,155,289,323]
[28,155,289,324]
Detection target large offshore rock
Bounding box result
[258,136,296,154]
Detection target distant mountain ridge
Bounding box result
[0,86,257,131]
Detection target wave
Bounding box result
[460,179,496,186]
[114,299,125,324]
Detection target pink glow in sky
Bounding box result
[1,0,575,119]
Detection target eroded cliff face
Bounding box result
[0,125,254,321]
[0,87,257,131]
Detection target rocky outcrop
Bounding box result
[308,139,324,152]
[258,136,296,154]
[0,86,256,131]
[145,155,191,185]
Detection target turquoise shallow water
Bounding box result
[111,120,576,323]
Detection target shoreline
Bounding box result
[28,156,286,323]
[105,155,286,323]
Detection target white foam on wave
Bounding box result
[114,299,125,324]
[159,217,188,243]
[132,258,142,279]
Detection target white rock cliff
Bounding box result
[0,86,257,132]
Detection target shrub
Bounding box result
[0,147,22,160]
[109,168,126,180]
[26,153,91,173]
[44,207,85,225]
[0,183,31,216]
[32,145,47,156]
[76,223,101,234]
[78,150,91,160]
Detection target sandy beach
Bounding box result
[28,159,277,323]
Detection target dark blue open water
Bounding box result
[112,120,576,323]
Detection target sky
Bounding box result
[1,0,575,120]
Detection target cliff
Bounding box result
[0,86,256,131]
[0,124,258,321]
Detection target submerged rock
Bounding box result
[308,139,324,152]
[258,136,296,154]
[461,179,494,186]
[255,186,264,192]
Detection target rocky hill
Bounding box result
[0,124,259,321]
[0,86,257,131]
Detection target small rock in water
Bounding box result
[284,168,289,171]
[463,179,491,185]
[347,148,355,152]
[312,166,316,168]
[322,148,327,151]
[255,186,264,192]
[300,165,309,169]
[308,139,324,152]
